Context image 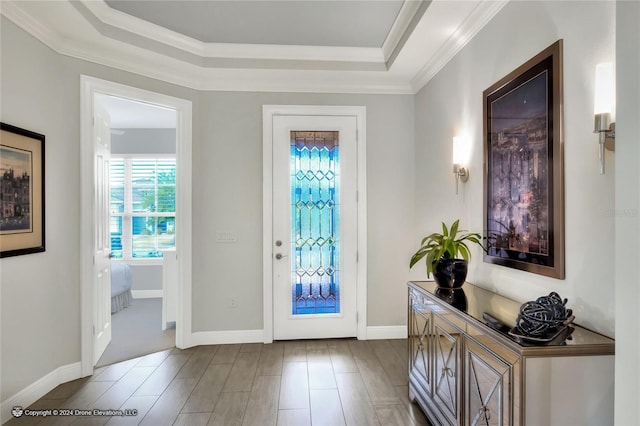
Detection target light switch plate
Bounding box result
[216,231,237,243]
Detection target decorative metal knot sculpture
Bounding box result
[514,292,573,337]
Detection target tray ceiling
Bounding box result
[1,0,509,93]
[105,0,404,48]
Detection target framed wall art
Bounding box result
[483,40,565,279]
[0,122,45,258]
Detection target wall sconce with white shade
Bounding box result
[453,135,469,194]
[593,62,615,174]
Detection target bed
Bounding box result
[111,262,133,313]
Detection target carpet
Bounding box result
[96,298,175,367]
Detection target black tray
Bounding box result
[508,324,575,344]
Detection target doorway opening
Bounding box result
[80,76,193,376]
[95,93,177,367]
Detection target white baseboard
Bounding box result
[189,329,265,346]
[189,327,407,347]
[1,362,82,425]
[131,290,163,299]
[366,326,407,340]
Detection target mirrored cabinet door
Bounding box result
[464,338,513,426]
[411,311,432,392]
[433,315,462,425]
[409,291,433,396]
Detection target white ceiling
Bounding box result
[96,94,177,129]
[1,0,508,94]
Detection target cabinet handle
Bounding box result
[442,367,454,377]
[480,406,491,421]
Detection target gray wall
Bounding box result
[191,92,415,332]
[4,3,636,421]
[130,265,164,292]
[0,16,197,402]
[111,128,176,155]
[1,18,82,404]
[412,1,616,337]
[614,1,640,424]
[0,16,415,400]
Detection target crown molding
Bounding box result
[1,1,412,93]
[1,0,504,94]
[381,0,428,62]
[0,1,66,53]
[82,0,206,56]
[64,39,414,93]
[411,0,509,93]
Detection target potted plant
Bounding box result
[409,219,484,289]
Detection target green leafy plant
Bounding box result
[409,220,484,277]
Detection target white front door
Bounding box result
[93,102,112,364]
[272,114,358,340]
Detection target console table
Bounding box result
[408,281,614,426]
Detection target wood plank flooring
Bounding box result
[6,339,430,426]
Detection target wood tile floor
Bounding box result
[7,339,430,426]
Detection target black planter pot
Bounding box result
[433,258,468,289]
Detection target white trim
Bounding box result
[80,76,193,377]
[1,362,82,424]
[411,0,510,93]
[4,0,398,93]
[262,109,274,344]
[355,110,368,342]
[381,0,426,62]
[190,330,265,346]
[0,1,65,56]
[366,326,408,340]
[262,105,367,343]
[1,0,503,94]
[131,290,163,299]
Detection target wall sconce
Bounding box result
[593,62,615,174]
[453,135,469,194]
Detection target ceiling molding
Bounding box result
[411,0,509,93]
[381,0,428,62]
[0,1,65,54]
[1,0,507,95]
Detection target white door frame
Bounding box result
[262,105,367,343]
[80,76,193,376]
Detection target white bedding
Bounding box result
[111,262,133,313]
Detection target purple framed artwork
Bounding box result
[483,40,565,279]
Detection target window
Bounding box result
[110,158,176,259]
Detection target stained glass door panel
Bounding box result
[290,131,340,315]
[272,113,358,340]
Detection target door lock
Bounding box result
[275,240,282,246]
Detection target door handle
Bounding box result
[275,253,288,260]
